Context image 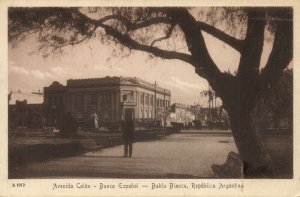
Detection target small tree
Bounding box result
[200,87,217,123]
[161,107,172,127]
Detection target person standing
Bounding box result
[122,109,134,157]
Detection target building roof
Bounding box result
[9,90,43,104]
[65,76,170,95]
[171,103,188,109]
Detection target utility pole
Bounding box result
[163,89,166,108]
[154,81,157,122]
[209,86,212,122]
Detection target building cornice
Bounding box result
[62,76,171,95]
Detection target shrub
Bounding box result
[57,112,78,135]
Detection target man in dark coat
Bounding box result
[122,109,135,157]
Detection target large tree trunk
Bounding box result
[210,73,276,178]
[225,99,275,178]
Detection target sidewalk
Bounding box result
[11,132,237,178]
[8,129,178,176]
[181,129,232,135]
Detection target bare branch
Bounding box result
[72,9,193,64]
[53,26,97,49]
[102,16,172,31]
[100,23,193,64]
[150,24,175,46]
[197,21,244,52]
[75,10,173,31]
[130,17,172,30]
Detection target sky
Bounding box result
[8,10,277,106]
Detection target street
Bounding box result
[14,130,237,178]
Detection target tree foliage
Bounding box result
[256,68,293,129]
[8,7,292,82]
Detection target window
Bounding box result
[58,96,63,105]
[53,96,57,105]
[140,93,144,105]
[75,105,84,112]
[88,94,97,104]
[75,95,84,105]
[98,93,103,103]
[92,94,97,104]
[150,96,153,106]
[48,96,53,105]
[103,93,110,103]
[103,93,107,103]
[103,110,109,119]
[145,94,149,105]
[140,108,144,119]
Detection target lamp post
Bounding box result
[121,94,128,121]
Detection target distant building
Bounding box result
[8,90,43,104]
[9,100,45,129]
[190,104,230,129]
[44,77,171,128]
[190,104,205,121]
[167,103,195,126]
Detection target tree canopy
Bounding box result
[8,7,292,99]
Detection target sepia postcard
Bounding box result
[0,0,299,196]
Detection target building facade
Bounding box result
[167,103,195,126]
[190,104,230,129]
[9,100,45,130]
[44,77,171,128]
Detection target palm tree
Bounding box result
[200,86,217,122]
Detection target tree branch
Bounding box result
[72,9,193,64]
[99,23,193,64]
[75,10,173,32]
[150,24,175,46]
[130,17,172,30]
[237,10,266,78]
[260,10,293,85]
[165,8,222,82]
[197,21,244,52]
[53,26,97,49]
